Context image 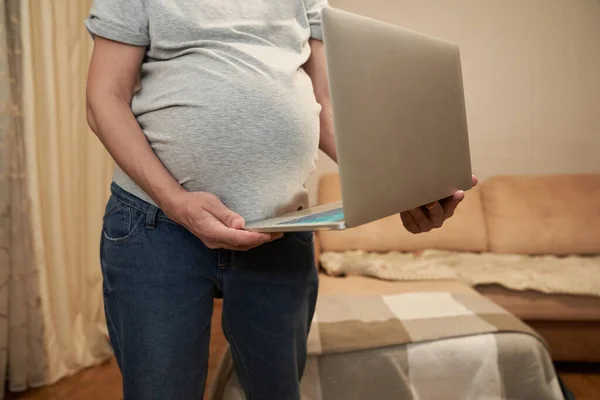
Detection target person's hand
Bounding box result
[401,175,478,234]
[165,191,282,251]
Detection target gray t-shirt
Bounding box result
[85,0,328,222]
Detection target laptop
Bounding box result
[244,7,473,233]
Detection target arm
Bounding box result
[86,38,184,212]
[86,37,277,249]
[304,39,337,163]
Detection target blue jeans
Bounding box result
[100,183,319,400]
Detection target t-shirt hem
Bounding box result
[84,19,150,47]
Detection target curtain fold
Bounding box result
[0,0,46,393]
[0,0,114,395]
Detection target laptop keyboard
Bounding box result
[277,207,345,225]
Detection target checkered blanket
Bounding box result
[210,292,564,400]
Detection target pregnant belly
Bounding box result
[134,78,321,209]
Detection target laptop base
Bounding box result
[244,202,347,232]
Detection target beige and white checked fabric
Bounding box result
[307,292,537,354]
[211,291,564,400]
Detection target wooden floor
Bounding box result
[555,362,600,400]
[5,300,600,399]
[4,300,228,400]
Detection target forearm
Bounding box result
[86,93,185,213]
[305,39,337,163]
[317,107,337,163]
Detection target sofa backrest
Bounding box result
[317,174,488,253]
[480,175,600,255]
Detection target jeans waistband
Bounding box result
[110,182,171,223]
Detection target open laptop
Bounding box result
[245,7,473,233]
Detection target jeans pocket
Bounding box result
[102,200,144,243]
[286,231,314,246]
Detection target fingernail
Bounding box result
[426,202,437,209]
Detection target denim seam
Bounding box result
[99,236,112,293]
[103,297,124,360]
[124,206,131,233]
[223,313,253,400]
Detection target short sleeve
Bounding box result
[84,0,150,46]
[305,0,329,41]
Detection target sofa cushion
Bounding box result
[481,175,600,255]
[317,174,488,253]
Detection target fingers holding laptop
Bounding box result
[401,205,439,234]
[401,174,478,234]
[167,191,282,250]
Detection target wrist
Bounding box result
[153,184,189,221]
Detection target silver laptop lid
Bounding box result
[322,8,473,228]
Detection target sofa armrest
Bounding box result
[316,173,488,253]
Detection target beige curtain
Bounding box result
[0,0,115,394]
[0,0,34,394]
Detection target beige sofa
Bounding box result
[315,173,600,362]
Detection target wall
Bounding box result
[307,0,600,204]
